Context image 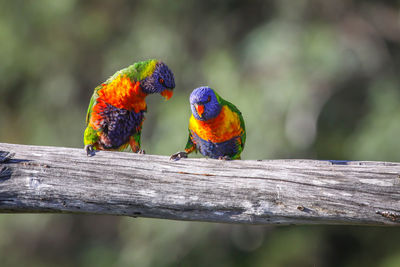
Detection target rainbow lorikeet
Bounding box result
[84,59,175,155]
[171,86,245,160]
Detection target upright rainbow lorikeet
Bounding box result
[84,59,175,155]
[171,86,245,160]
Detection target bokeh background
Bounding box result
[1,0,400,266]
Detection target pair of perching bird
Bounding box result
[84,59,246,160]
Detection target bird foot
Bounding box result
[170,151,188,161]
[136,149,146,155]
[84,145,96,157]
[218,155,232,161]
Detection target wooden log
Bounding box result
[0,142,399,225]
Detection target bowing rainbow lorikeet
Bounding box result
[84,59,175,155]
[171,86,245,160]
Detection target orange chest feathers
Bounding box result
[98,75,147,113]
[189,106,243,143]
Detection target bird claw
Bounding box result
[170,151,188,161]
[136,149,146,155]
[218,155,231,161]
[85,145,96,157]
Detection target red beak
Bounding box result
[195,104,204,117]
[161,89,173,100]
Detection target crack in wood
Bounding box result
[376,211,400,222]
[296,205,319,215]
[297,205,305,211]
[20,162,50,168]
[177,171,215,176]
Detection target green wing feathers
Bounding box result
[184,130,196,154]
[85,85,102,125]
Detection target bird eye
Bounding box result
[159,78,165,85]
[207,96,211,102]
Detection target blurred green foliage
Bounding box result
[1,0,400,266]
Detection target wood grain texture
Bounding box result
[0,142,400,225]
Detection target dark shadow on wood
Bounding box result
[0,151,29,164]
[0,167,12,182]
[327,160,350,165]
[0,151,15,163]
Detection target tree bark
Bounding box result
[0,142,399,225]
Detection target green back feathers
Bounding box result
[105,59,158,84]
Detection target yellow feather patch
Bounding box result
[189,106,243,143]
[138,60,157,81]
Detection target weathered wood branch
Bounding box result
[0,142,400,225]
